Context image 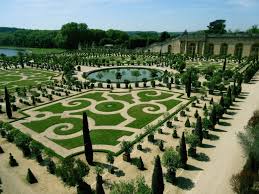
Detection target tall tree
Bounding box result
[195,116,203,145]
[179,132,188,167]
[96,174,105,194]
[223,57,227,71]
[152,155,164,194]
[207,20,227,34]
[4,87,12,119]
[82,112,93,165]
[160,31,171,42]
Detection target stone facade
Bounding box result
[147,33,259,57]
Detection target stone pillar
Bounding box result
[243,44,251,57]
[184,41,188,54]
[201,42,205,56]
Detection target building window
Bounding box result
[207,44,214,56]
[250,44,259,58]
[234,43,243,58]
[220,43,228,56]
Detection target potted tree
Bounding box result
[121,141,132,162]
[185,132,199,157]
[162,147,180,183]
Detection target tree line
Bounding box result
[0,24,173,50]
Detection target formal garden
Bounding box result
[0,47,259,194]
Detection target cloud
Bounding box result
[227,0,258,7]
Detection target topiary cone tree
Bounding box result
[26,168,38,184]
[96,173,105,194]
[77,180,92,194]
[179,132,188,168]
[195,116,203,145]
[152,155,164,194]
[4,87,12,119]
[82,112,93,165]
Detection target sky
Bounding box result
[1,0,259,32]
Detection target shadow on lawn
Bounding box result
[176,177,195,190]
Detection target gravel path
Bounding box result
[178,72,259,194]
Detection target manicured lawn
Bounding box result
[0,46,65,54]
[137,90,173,102]
[23,116,82,135]
[0,68,58,94]
[37,99,92,114]
[109,93,135,104]
[51,129,133,149]
[95,101,124,112]
[78,92,106,101]
[71,110,126,126]
[158,99,181,111]
[126,104,162,129]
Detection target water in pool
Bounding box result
[86,67,163,83]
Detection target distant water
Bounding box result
[0,48,26,57]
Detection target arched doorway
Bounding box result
[220,43,228,56]
[250,44,259,58]
[234,43,243,58]
[207,44,214,56]
[187,43,196,56]
[168,45,172,53]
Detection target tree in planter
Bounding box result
[172,130,178,138]
[142,78,147,87]
[4,87,12,119]
[110,176,151,194]
[179,132,188,168]
[210,97,214,105]
[131,70,141,87]
[159,140,164,151]
[151,80,156,88]
[185,132,199,157]
[96,173,105,194]
[46,158,56,174]
[194,110,199,118]
[202,117,213,131]
[227,86,232,105]
[106,152,115,174]
[9,153,18,167]
[152,155,164,194]
[26,168,38,184]
[195,116,203,145]
[185,118,191,127]
[137,157,145,170]
[162,148,180,184]
[82,112,93,165]
[203,103,207,111]
[121,141,133,162]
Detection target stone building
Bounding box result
[147,33,259,58]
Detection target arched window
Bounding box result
[234,43,243,58]
[207,44,214,56]
[220,43,228,56]
[187,43,196,56]
[250,44,259,58]
[168,45,172,53]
